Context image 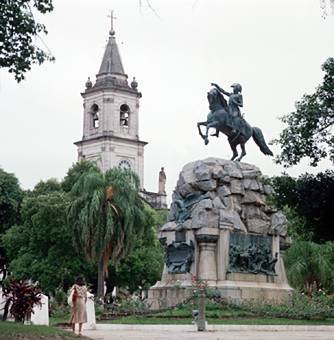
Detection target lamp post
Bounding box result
[197,284,206,331]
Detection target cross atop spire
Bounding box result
[108,10,117,36]
[95,11,125,78]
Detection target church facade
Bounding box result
[74,15,167,209]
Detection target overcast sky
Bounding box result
[0,0,333,199]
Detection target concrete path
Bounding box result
[82,324,334,340]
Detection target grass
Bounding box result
[50,315,70,327]
[92,300,334,326]
[49,297,334,327]
[0,321,91,339]
[97,315,334,325]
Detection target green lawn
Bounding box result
[98,315,334,325]
[0,321,91,340]
[49,301,334,327]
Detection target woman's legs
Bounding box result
[71,323,75,332]
[79,323,83,335]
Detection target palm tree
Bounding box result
[67,166,147,297]
[284,241,334,294]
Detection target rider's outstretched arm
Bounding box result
[211,83,230,96]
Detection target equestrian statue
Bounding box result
[197,82,273,162]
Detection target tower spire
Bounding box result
[96,10,125,77]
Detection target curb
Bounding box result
[94,324,334,332]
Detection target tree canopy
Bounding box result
[68,166,148,297]
[284,241,334,293]
[2,190,95,294]
[108,208,165,293]
[272,58,334,167]
[62,160,99,193]
[0,0,55,82]
[271,171,334,242]
[1,163,165,296]
[0,169,24,235]
[0,168,24,283]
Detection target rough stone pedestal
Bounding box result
[147,158,293,309]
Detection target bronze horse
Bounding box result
[197,88,273,162]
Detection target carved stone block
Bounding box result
[246,218,270,234]
[217,185,231,198]
[230,179,245,195]
[269,211,288,236]
[194,179,217,191]
[224,163,243,178]
[219,208,246,231]
[242,191,265,206]
[193,162,211,181]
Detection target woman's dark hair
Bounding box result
[75,276,85,286]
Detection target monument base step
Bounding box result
[147,280,293,310]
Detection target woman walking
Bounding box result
[69,277,87,336]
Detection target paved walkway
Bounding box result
[81,325,334,340]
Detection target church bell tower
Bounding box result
[74,12,147,187]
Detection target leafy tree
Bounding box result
[0,168,24,234]
[0,168,24,284]
[272,58,334,167]
[271,171,334,242]
[62,160,99,193]
[280,206,309,242]
[284,241,334,293]
[32,178,62,196]
[0,0,55,82]
[111,245,163,293]
[2,192,95,294]
[154,209,168,229]
[67,167,147,297]
[108,207,164,293]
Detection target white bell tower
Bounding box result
[74,12,147,187]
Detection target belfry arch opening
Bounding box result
[120,104,130,127]
[91,103,99,129]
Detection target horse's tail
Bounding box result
[252,127,273,156]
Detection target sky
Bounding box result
[0,0,333,200]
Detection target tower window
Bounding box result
[120,104,130,127]
[90,104,99,129]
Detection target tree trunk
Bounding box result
[2,299,10,321]
[97,258,105,299]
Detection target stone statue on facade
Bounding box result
[197,83,273,162]
[158,167,166,195]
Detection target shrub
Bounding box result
[2,280,42,322]
[111,299,150,314]
[233,291,333,320]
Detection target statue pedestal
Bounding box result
[147,159,293,309]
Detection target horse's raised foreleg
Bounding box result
[204,121,219,145]
[197,122,207,140]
